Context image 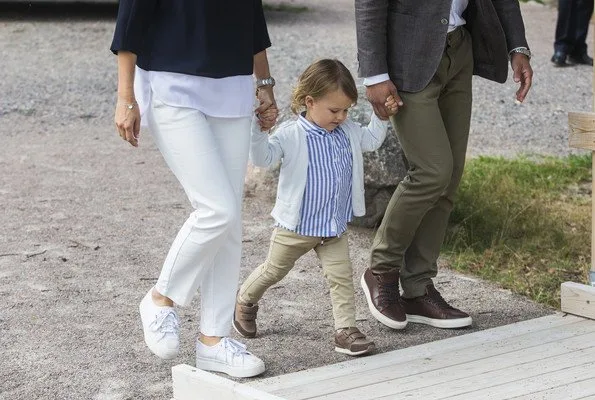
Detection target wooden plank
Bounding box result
[561,281,595,319]
[252,314,578,394]
[508,377,595,400]
[172,364,286,400]
[270,317,595,399]
[568,112,595,151]
[301,329,595,400]
[438,361,595,400]
[308,329,595,400]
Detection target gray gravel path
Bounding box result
[0,2,587,399]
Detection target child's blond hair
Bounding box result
[290,59,358,115]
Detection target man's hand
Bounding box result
[366,80,403,120]
[511,53,533,103]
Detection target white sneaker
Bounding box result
[139,289,180,360]
[195,337,265,378]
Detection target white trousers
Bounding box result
[147,98,251,337]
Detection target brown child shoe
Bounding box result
[334,327,375,356]
[233,299,259,338]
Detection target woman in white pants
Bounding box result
[111,0,277,378]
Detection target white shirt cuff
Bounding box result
[363,73,391,87]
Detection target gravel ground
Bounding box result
[0,2,590,399]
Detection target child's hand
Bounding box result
[257,105,278,131]
[385,95,399,116]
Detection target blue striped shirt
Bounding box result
[283,114,353,237]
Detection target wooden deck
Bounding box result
[172,313,595,400]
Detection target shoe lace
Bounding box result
[221,338,249,356]
[149,309,179,339]
[426,289,453,309]
[377,278,400,305]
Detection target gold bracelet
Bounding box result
[117,101,137,110]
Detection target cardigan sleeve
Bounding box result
[250,117,285,168]
[253,0,272,54]
[349,113,388,152]
[110,0,158,55]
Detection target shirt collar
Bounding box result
[298,113,334,136]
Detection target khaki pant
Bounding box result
[370,27,474,298]
[238,227,356,329]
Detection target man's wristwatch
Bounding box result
[256,77,276,88]
[509,47,532,60]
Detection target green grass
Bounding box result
[443,154,592,308]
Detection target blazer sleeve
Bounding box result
[492,0,529,51]
[110,0,158,55]
[355,0,389,78]
[253,0,272,54]
[250,117,284,168]
[348,114,388,152]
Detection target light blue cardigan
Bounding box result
[250,113,388,230]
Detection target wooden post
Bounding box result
[561,32,595,319]
[592,31,595,285]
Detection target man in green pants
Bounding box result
[355,0,534,330]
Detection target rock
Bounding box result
[355,124,408,228]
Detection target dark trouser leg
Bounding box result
[554,0,577,54]
[569,0,594,57]
[370,27,473,298]
[402,30,473,297]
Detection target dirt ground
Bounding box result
[0,2,585,399]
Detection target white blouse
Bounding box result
[134,66,256,126]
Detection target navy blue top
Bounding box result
[110,0,271,78]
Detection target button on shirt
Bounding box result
[284,115,353,238]
[363,0,469,86]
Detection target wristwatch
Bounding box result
[509,47,532,60]
[256,77,276,88]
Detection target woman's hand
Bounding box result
[257,104,278,131]
[114,51,139,147]
[256,86,278,130]
[114,100,141,147]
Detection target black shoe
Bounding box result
[568,53,593,66]
[551,51,568,67]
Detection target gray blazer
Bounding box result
[355,0,529,92]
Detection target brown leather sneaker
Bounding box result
[334,327,375,356]
[232,299,259,338]
[360,269,407,329]
[401,284,472,329]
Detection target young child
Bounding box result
[234,59,398,356]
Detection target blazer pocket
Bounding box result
[386,12,417,77]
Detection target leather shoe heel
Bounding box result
[551,52,567,67]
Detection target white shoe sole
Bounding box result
[360,274,407,330]
[195,357,265,378]
[334,344,375,356]
[143,333,179,360]
[406,314,473,329]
